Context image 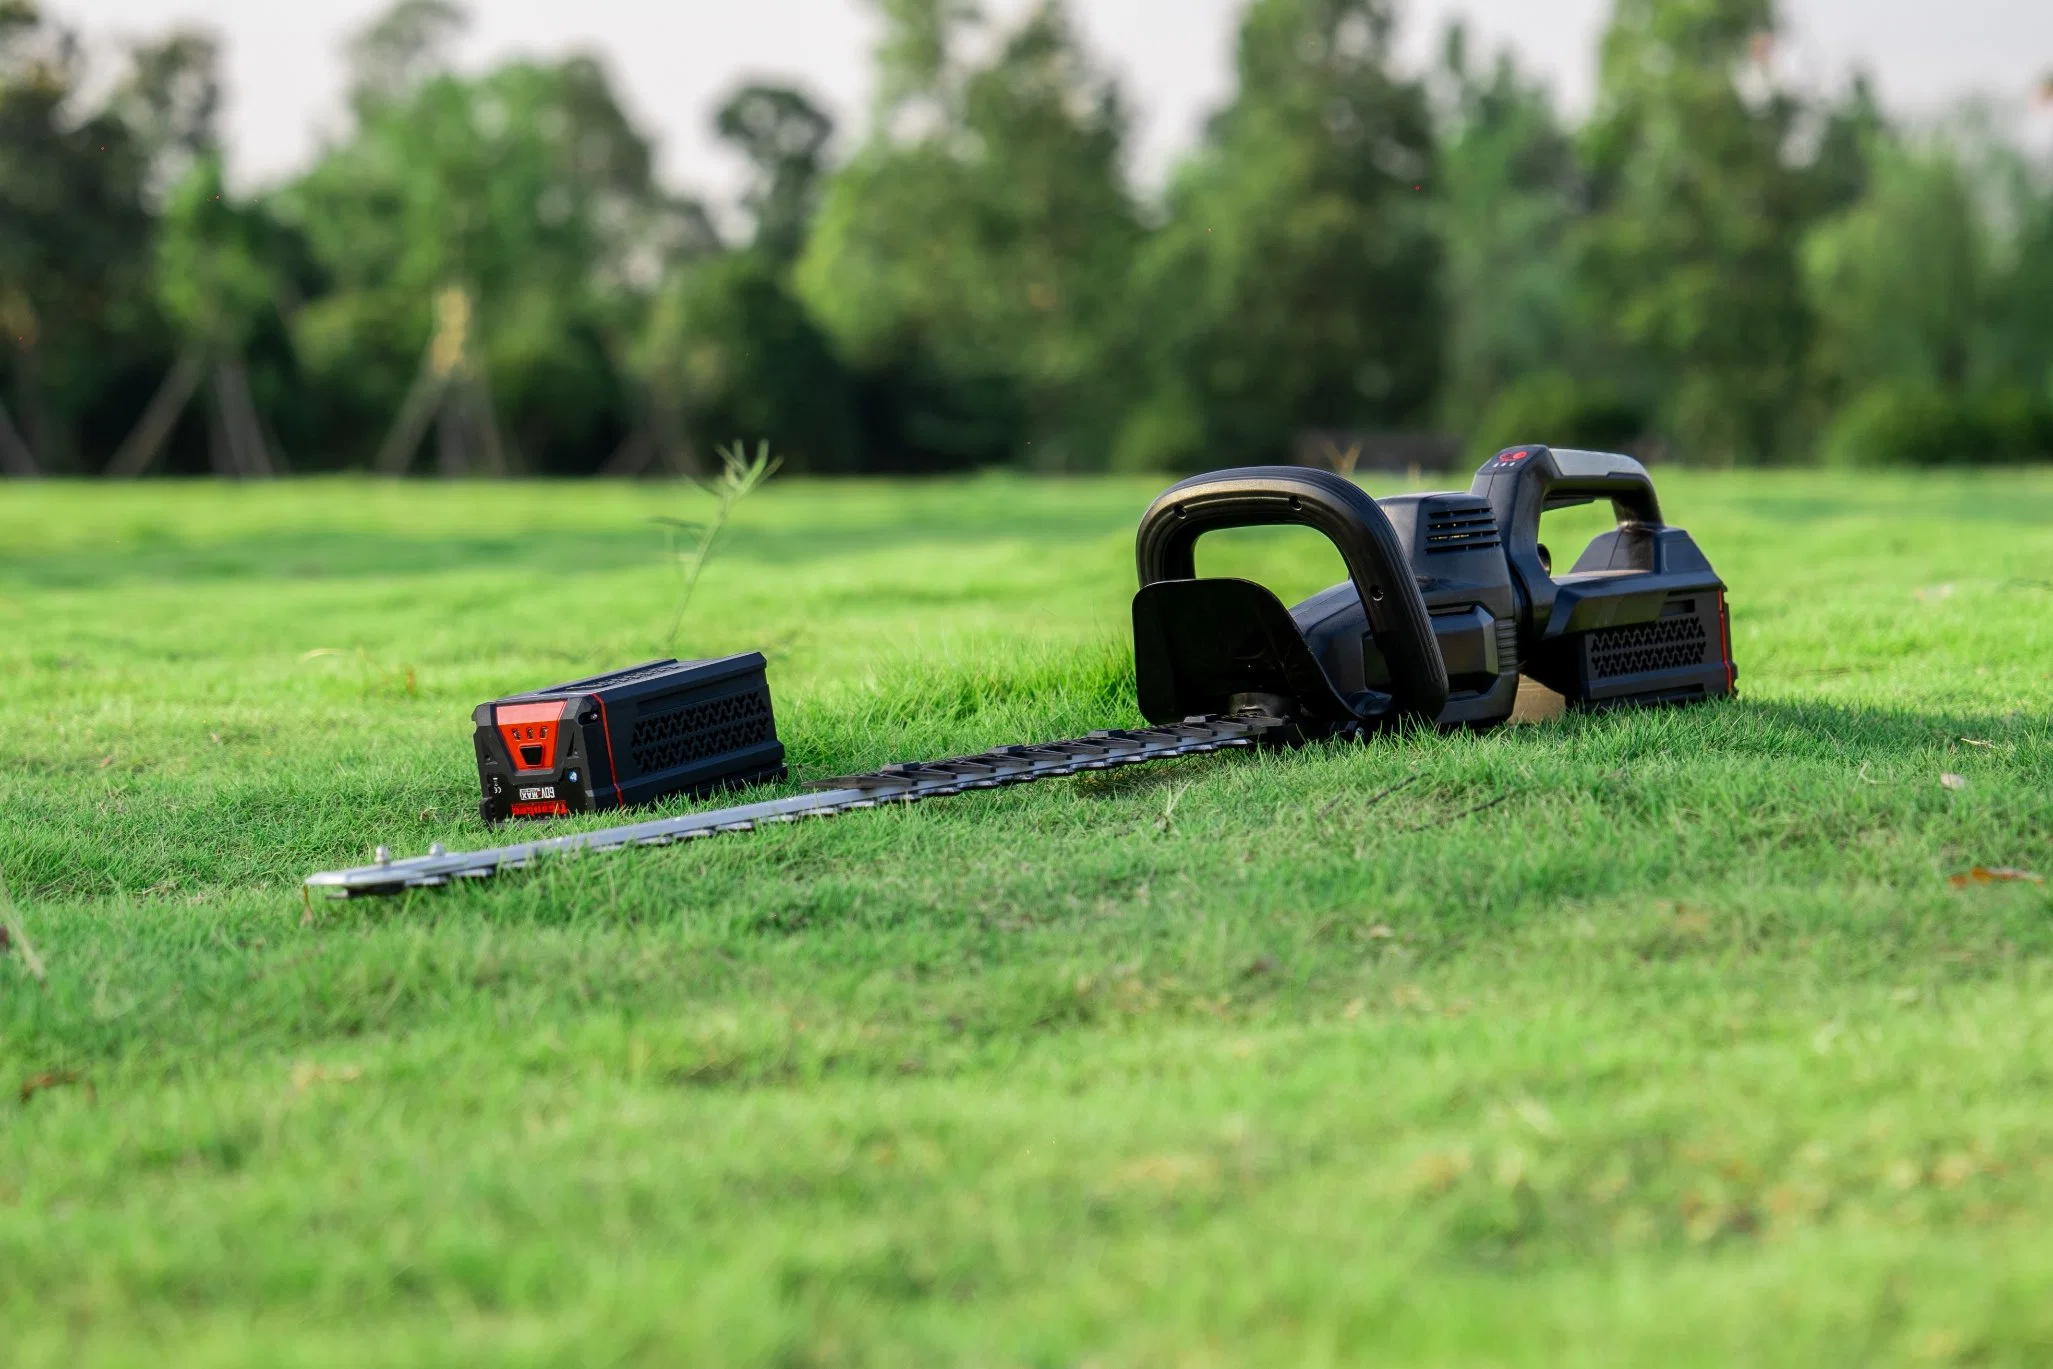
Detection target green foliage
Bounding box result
[1965,133,2053,397]
[1803,138,1989,398]
[278,11,711,471]
[798,0,1142,471]
[154,158,280,350]
[868,0,982,120]
[1469,370,1649,463]
[0,1,159,470]
[342,0,465,112]
[635,253,859,474]
[1574,0,1825,463]
[1125,0,1442,470]
[1433,26,1581,437]
[108,26,222,191]
[1821,385,2053,468]
[1803,123,2053,437]
[713,83,836,265]
[2,0,2052,477]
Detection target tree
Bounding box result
[110,26,222,195]
[1801,112,2053,466]
[869,0,980,124]
[0,1,157,474]
[1961,119,2053,400]
[1803,134,1987,400]
[1118,0,1442,471]
[714,83,835,266]
[106,157,292,477]
[343,0,466,113]
[795,0,1143,470]
[279,1,715,473]
[631,253,859,475]
[94,30,307,480]
[1573,0,1826,463]
[1431,23,1588,449]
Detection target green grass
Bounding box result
[3,469,2052,1367]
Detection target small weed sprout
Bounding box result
[654,439,780,652]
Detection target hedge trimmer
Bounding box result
[306,446,1735,898]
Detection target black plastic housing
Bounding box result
[472,654,786,823]
[1365,490,1523,726]
[1129,446,1735,734]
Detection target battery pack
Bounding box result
[472,654,786,823]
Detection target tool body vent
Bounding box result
[1423,497,1501,554]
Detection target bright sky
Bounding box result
[50,0,2053,203]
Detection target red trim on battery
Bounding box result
[496,699,569,774]
[511,799,570,818]
[595,696,624,809]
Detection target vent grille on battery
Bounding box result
[630,688,775,775]
[1423,497,1501,554]
[1586,612,1708,679]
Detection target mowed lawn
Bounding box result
[3,469,2052,1367]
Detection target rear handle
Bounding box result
[1472,444,1661,528]
[1469,445,1667,635]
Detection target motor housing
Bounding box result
[1131,447,1736,735]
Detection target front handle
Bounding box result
[1135,466,1448,725]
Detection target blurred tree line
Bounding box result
[1,0,2050,477]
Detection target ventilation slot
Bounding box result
[1494,618,1519,672]
[1423,499,1501,554]
[630,689,775,776]
[1586,613,1708,680]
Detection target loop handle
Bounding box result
[1134,466,1448,724]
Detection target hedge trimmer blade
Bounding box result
[304,715,1289,899]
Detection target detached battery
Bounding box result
[473,654,786,823]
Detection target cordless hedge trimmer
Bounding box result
[306,446,1735,898]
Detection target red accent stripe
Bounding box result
[510,799,569,818]
[1717,592,1735,693]
[594,696,624,809]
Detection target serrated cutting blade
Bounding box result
[304,714,1289,898]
